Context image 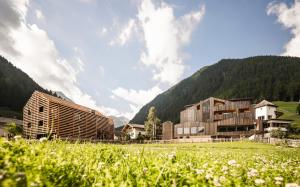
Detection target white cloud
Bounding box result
[35,9,44,20]
[78,0,95,4]
[267,0,300,57]
[98,27,108,37]
[0,0,124,118]
[110,19,138,46]
[112,86,162,107]
[111,0,205,85]
[98,65,105,75]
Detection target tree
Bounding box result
[5,122,22,137]
[270,129,286,139]
[144,106,161,140]
[297,103,300,115]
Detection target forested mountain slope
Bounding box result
[131,56,300,124]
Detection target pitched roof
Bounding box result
[255,100,277,108]
[122,123,144,132]
[36,91,105,117]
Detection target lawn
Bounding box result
[0,139,299,186]
[274,101,300,128]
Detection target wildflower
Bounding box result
[97,162,105,169]
[168,152,176,160]
[205,173,212,180]
[39,137,47,142]
[213,178,221,186]
[203,163,208,168]
[186,162,193,167]
[219,176,226,182]
[14,135,22,140]
[285,183,300,187]
[195,169,204,175]
[275,176,283,181]
[255,179,265,185]
[276,181,282,185]
[143,167,148,174]
[247,168,258,178]
[228,160,237,166]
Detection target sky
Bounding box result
[0,0,299,120]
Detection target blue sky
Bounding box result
[0,0,299,119]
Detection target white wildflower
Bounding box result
[275,176,283,181]
[255,179,265,185]
[186,162,193,167]
[14,135,22,140]
[39,137,47,142]
[247,168,258,178]
[168,152,176,160]
[195,169,205,175]
[228,160,237,166]
[213,178,221,187]
[205,173,212,180]
[203,163,208,168]
[143,167,148,174]
[276,181,282,185]
[285,183,300,187]
[97,162,105,169]
[219,176,226,182]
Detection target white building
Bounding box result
[121,124,145,139]
[255,100,277,120]
[254,100,291,137]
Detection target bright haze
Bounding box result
[0,0,299,119]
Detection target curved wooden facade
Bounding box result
[23,91,114,140]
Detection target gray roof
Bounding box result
[255,100,277,108]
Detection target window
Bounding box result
[177,128,183,135]
[28,110,31,115]
[27,123,31,128]
[38,120,43,126]
[184,128,190,134]
[39,106,44,112]
[197,105,200,110]
[191,127,197,134]
[268,115,272,119]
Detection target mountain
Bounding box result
[110,116,129,128]
[0,55,56,119]
[55,91,73,102]
[130,56,300,124]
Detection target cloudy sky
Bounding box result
[0,0,299,119]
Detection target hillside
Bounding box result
[274,101,300,128]
[131,56,300,124]
[0,56,54,119]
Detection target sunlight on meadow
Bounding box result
[0,138,299,186]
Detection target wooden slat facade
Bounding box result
[23,91,114,140]
[173,97,255,138]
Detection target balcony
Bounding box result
[217,130,255,136]
[214,112,253,121]
[214,102,251,112]
[264,127,287,132]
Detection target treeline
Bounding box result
[0,55,57,119]
[131,56,300,124]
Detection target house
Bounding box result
[172,97,255,139]
[121,124,145,139]
[23,91,114,140]
[0,117,23,137]
[254,100,291,137]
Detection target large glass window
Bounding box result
[177,128,183,134]
[191,127,197,134]
[184,128,190,134]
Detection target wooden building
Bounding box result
[172,97,255,139]
[23,91,114,140]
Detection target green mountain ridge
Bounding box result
[130,56,300,124]
[0,55,56,119]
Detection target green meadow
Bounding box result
[0,139,299,186]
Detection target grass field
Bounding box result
[274,101,300,128]
[0,139,299,186]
